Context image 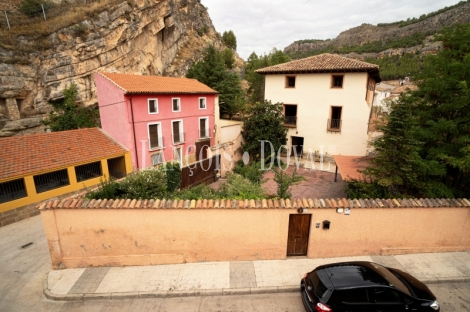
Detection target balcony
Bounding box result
[149,136,164,150]
[172,132,185,144]
[327,119,341,132]
[284,115,297,127]
[199,128,210,139]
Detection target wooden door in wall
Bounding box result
[195,139,210,161]
[287,214,311,256]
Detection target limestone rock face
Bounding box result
[284,2,470,58]
[0,0,227,136]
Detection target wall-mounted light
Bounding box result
[323,220,331,230]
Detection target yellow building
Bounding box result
[0,128,132,227]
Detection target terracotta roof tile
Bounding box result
[0,128,127,180]
[255,53,380,75]
[98,72,217,94]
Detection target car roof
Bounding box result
[315,261,394,289]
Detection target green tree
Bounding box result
[221,48,235,69]
[242,100,288,161]
[222,30,237,50]
[357,24,470,198]
[245,49,290,104]
[187,45,245,118]
[42,83,99,132]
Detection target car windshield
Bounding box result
[369,263,411,296]
[308,271,328,298]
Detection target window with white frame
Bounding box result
[172,120,184,144]
[199,97,206,109]
[151,152,164,166]
[148,99,158,114]
[172,98,181,112]
[199,117,209,138]
[148,123,162,150]
[174,146,182,165]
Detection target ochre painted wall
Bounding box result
[0,153,132,214]
[40,206,470,269]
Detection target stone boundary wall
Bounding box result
[38,196,470,269]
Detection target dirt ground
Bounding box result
[211,164,347,199]
[262,165,346,199]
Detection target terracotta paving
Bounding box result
[261,165,346,199]
[211,164,347,199]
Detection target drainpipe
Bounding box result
[129,95,140,169]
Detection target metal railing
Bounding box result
[199,128,210,138]
[149,136,164,150]
[0,178,27,204]
[327,119,342,131]
[75,161,102,182]
[284,116,297,126]
[33,169,70,193]
[172,132,185,144]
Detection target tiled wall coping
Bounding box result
[38,197,470,210]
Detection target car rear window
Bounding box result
[308,271,328,298]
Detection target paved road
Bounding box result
[1,216,469,311]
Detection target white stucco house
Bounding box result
[255,53,382,156]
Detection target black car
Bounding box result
[300,261,439,312]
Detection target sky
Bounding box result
[201,0,463,60]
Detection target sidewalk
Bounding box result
[43,251,470,301]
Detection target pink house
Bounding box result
[95,72,218,170]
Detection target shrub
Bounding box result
[272,168,305,199]
[118,169,167,199]
[232,160,265,184]
[220,173,267,199]
[164,162,181,193]
[20,0,54,17]
[344,180,393,199]
[174,184,220,200]
[85,177,121,199]
[73,24,88,40]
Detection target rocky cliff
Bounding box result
[0,0,228,137]
[284,2,470,58]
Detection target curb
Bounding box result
[42,274,299,301]
[42,274,470,302]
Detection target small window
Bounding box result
[172,98,181,112]
[286,76,296,88]
[332,75,343,88]
[0,178,27,204]
[199,97,206,109]
[151,152,164,166]
[34,169,70,193]
[75,161,102,182]
[148,99,158,114]
[148,123,162,150]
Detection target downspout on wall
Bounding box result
[129,95,140,169]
